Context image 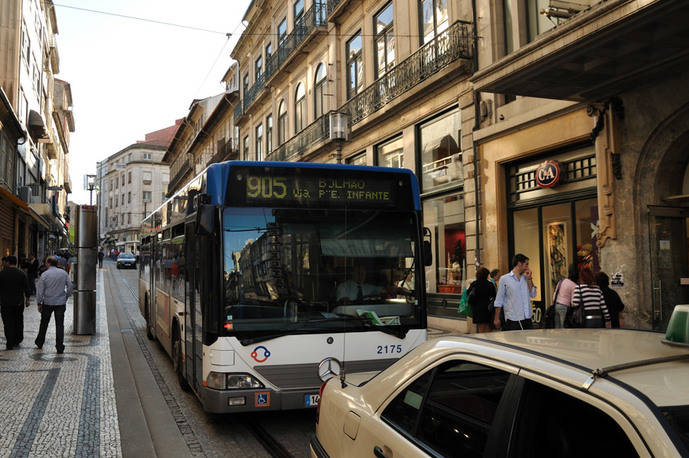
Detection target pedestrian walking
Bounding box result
[489,269,499,288]
[35,256,74,354]
[467,267,496,333]
[98,249,105,268]
[595,271,625,328]
[571,267,611,328]
[0,256,32,350]
[28,254,39,295]
[493,253,537,331]
[551,264,578,328]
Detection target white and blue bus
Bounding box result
[139,161,430,413]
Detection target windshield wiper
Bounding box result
[238,332,293,346]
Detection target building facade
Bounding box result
[222,0,687,332]
[97,124,177,254]
[0,0,74,260]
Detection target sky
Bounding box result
[54,0,252,204]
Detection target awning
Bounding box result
[28,110,48,140]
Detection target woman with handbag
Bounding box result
[551,264,578,328]
[468,267,496,333]
[571,267,612,328]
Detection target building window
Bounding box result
[266,115,273,154]
[255,55,263,80]
[419,0,448,44]
[128,192,131,204]
[346,32,364,99]
[374,3,395,78]
[295,83,306,133]
[419,107,462,192]
[109,198,112,208]
[143,191,152,201]
[128,171,132,184]
[128,213,131,224]
[243,73,249,98]
[121,174,125,186]
[503,0,514,55]
[243,135,249,160]
[278,17,287,45]
[527,0,557,42]
[255,124,263,161]
[278,100,287,145]
[424,193,465,299]
[375,136,403,168]
[314,63,326,119]
[294,0,304,25]
[121,194,125,205]
[265,42,272,58]
[346,151,367,165]
[121,214,124,224]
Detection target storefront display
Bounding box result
[508,145,599,323]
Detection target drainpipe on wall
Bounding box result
[471,0,481,269]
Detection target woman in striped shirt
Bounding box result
[571,267,611,328]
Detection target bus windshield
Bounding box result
[222,207,422,338]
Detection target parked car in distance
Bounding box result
[312,326,689,457]
[116,252,136,269]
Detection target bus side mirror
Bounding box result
[196,205,215,235]
[423,227,433,266]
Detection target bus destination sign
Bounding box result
[227,167,412,209]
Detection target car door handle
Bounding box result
[373,446,389,458]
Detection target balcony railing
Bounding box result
[325,0,344,19]
[341,21,473,126]
[168,155,192,194]
[267,113,331,162]
[209,139,239,165]
[233,101,244,122]
[239,2,326,118]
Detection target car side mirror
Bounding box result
[423,227,433,266]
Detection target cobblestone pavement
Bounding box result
[0,270,121,458]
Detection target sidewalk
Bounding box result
[0,269,121,457]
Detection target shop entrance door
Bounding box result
[648,206,689,331]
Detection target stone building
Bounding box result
[97,123,178,254]
[223,0,687,332]
[469,0,689,331]
[0,0,74,260]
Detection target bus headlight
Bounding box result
[206,372,265,390]
[226,374,264,389]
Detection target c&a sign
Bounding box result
[535,160,561,188]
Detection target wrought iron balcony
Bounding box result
[325,0,345,19]
[267,113,330,162]
[233,100,244,123]
[240,2,326,116]
[341,21,473,126]
[168,155,192,194]
[209,139,239,164]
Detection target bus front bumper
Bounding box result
[200,386,321,413]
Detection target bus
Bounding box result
[138,161,430,413]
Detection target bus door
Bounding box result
[184,222,198,390]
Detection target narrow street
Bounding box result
[104,261,317,457]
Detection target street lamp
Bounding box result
[83,174,97,205]
[329,111,350,164]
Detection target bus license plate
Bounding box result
[305,394,320,407]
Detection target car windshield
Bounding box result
[661,405,689,450]
[222,207,421,337]
[119,253,135,259]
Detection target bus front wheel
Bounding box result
[173,337,191,392]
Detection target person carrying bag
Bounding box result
[570,267,611,329]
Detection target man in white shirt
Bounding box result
[494,253,537,331]
[35,256,74,353]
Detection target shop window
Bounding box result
[423,193,465,297]
[376,136,403,168]
[419,108,461,192]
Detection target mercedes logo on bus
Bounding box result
[318,357,342,382]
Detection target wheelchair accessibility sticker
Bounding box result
[255,392,271,408]
[251,345,271,363]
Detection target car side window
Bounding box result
[509,380,639,457]
[381,360,511,457]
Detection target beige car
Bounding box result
[311,329,689,457]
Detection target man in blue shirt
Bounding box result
[493,253,537,331]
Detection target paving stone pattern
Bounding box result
[0,270,121,458]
